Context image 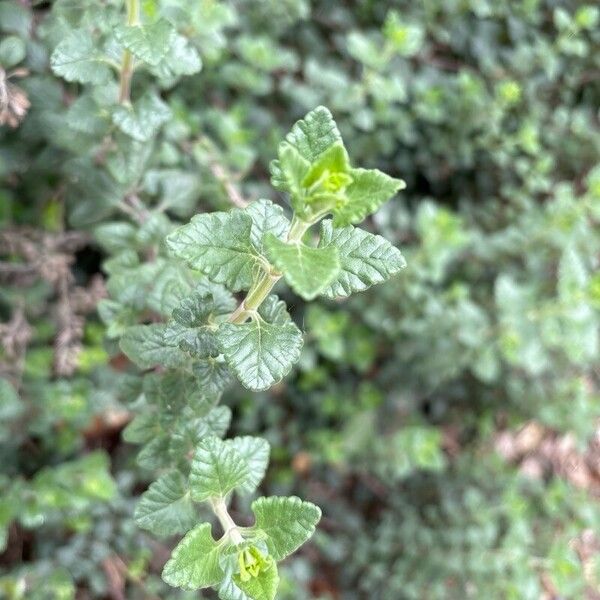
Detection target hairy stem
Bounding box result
[118,0,140,104]
[211,497,244,545]
[228,216,312,324]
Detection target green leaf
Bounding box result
[264,234,340,300]
[193,358,233,396]
[162,523,224,590]
[112,92,172,142]
[122,412,159,444]
[190,436,250,502]
[164,292,229,358]
[50,30,112,84]
[332,168,406,226]
[0,35,26,68]
[120,323,187,369]
[245,199,290,254]
[154,33,202,77]
[0,377,23,421]
[251,496,321,561]
[137,435,171,470]
[115,19,175,66]
[216,307,303,392]
[166,211,260,292]
[271,106,342,192]
[302,142,351,189]
[233,563,279,600]
[230,437,270,494]
[134,471,197,537]
[318,220,406,297]
[280,106,342,163]
[271,144,310,202]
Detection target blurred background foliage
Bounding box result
[1,0,599,598]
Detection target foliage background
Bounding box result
[1,0,599,598]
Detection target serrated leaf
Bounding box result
[216,311,303,392]
[120,323,187,369]
[170,406,232,459]
[233,563,279,600]
[245,199,290,253]
[164,292,222,358]
[271,106,342,191]
[193,358,233,396]
[166,211,260,292]
[112,92,171,142]
[280,106,342,164]
[318,220,406,297]
[251,496,321,561]
[50,30,112,84]
[122,412,159,444]
[332,168,405,226]
[190,436,249,502]
[154,33,202,77]
[271,143,310,200]
[230,437,270,494]
[162,523,224,589]
[115,19,174,66]
[137,435,171,470]
[264,234,340,300]
[134,471,197,537]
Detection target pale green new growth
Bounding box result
[116,101,405,598]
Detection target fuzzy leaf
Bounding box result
[115,19,174,66]
[233,563,279,600]
[332,168,405,226]
[134,471,197,537]
[264,234,340,300]
[193,359,233,396]
[112,93,171,142]
[190,436,249,502]
[245,199,290,254]
[216,312,303,392]
[50,30,111,84]
[318,220,406,297]
[154,33,202,77]
[252,496,321,561]
[230,437,270,494]
[166,211,260,292]
[164,292,228,358]
[120,323,187,369]
[280,106,342,164]
[271,106,341,191]
[162,523,223,589]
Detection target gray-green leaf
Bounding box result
[318,220,406,297]
[216,313,303,392]
[115,19,175,66]
[134,471,197,537]
[162,523,224,589]
[190,436,250,502]
[166,211,260,293]
[50,30,112,84]
[230,437,270,494]
[120,323,187,369]
[264,234,340,300]
[252,496,321,561]
[112,92,171,142]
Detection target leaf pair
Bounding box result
[270,106,406,225]
[162,496,321,598]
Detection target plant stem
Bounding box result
[228,216,312,324]
[118,0,140,104]
[211,497,244,545]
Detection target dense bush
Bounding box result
[1,0,599,598]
